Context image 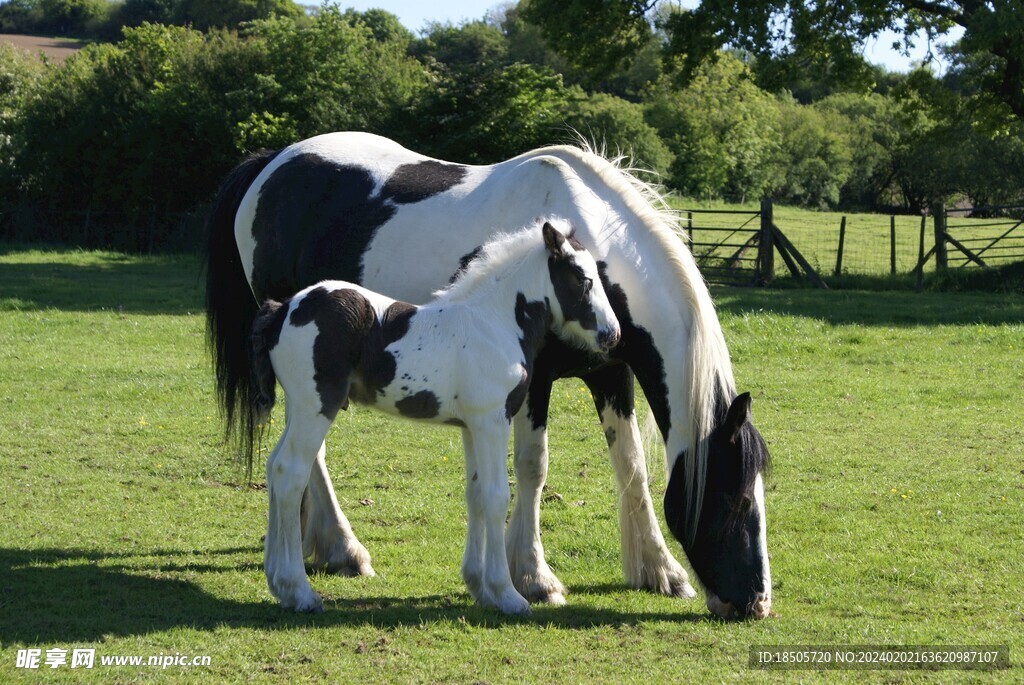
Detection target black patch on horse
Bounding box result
[250,157,465,299]
[597,261,670,438]
[395,390,441,419]
[251,155,396,298]
[381,161,467,204]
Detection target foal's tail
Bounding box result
[247,299,287,477]
[203,148,279,466]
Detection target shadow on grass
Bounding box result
[0,547,709,644]
[0,250,202,315]
[712,285,1024,327]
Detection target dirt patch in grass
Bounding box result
[1,33,86,62]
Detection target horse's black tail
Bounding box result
[247,299,287,477]
[203,148,280,470]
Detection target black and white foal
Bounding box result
[249,221,620,613]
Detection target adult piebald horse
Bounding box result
[205,132,772,619]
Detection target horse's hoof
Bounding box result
[293,594,324,613]
[322,560,376,578]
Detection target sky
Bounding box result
[336,0,963,75]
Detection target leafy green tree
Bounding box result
[815,93,901,209]
[175,0,301,31]
[770,96,852,208]
[412,62,571,164]
[561,91,672,177]
[645,54,779,202]
[524,0,1024,120]
[410,20,510,69]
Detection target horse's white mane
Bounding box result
[540,138,737,544]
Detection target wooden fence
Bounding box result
[682,199,827,287]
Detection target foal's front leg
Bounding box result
[301,443,375,577]
[506,404,567,605]
[463,420,530,615]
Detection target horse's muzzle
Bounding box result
[706,592,771,620]
[598,327,621,352]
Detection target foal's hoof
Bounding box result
[292,594,325,613]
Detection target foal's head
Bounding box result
[541,221,620,354]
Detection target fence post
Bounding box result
[835,216,846,276]
[916,215,926,292]
[933,203,948,270]
[890,216,897,275]
[758,197,774,284]
[686,210,693,252]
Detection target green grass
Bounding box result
[1,247,1022,682]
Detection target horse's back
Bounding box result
[234,132,597,304]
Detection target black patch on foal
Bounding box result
[289,287,379,419]
[548,254,597,331]
[507,294,550,421]
[449,246,483,284]
[395,390,442,419]
[250,155,466,298]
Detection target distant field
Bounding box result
[0,33,85,62]
[670,198,1024,277]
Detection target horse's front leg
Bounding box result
[301,443,375,577]
[505,379,568,605]
[265,412,331,613]
[582,364,696,600]
[464,420,530,615]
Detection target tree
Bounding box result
[411,62,572,164]
[524,0,1024,120]
[175,0,301,31]
[561,91,673,176]
[645,54,780,202]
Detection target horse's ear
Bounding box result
[724,392,752,440]
[542,221,566,256]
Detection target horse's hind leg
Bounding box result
[583,365,696,600]
[506,397,568,605]
[265,408,332,612]
[301,443,375,577]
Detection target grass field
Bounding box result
[0,246,1021,682]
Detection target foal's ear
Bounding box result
[542,221,567,256]
[724,392,752,441]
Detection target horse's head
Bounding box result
[665,392,772,620]
[542,221,620,354]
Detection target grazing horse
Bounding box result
[206,131,772,619]
[249,222,620,613]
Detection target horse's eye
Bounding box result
[582,278,593,295]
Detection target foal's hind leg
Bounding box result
[583,365,696,600]
[301,443,375,577]
[265,409,332,612]
[464,421,530,615]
